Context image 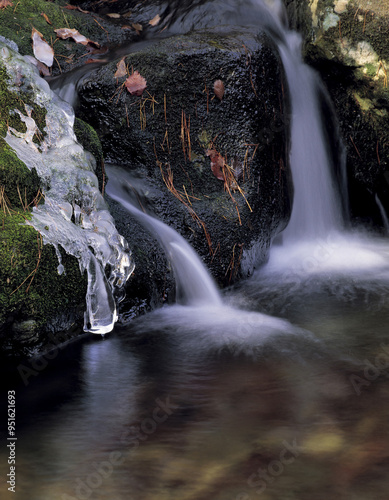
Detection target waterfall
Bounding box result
[277,34,343,242]
[246,0,389,285]
[105,165,223,307]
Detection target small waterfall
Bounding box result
[245,1,389,289]
[105,165,223,307]
[242,1,345,243]
[277,34,343,242]
[375,194,389,235]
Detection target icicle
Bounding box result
[1,41,134,334]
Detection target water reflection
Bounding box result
[1,298,389,500]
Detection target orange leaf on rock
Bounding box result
[0,0,13,9]
[54,28,99,48]
[64,4,89,14]
[149,14,161,26]
[31,28,54,67]
[114,57,127,79]
[124,71,147,96]
[214,79,225,101]
[206,149,226,180]
[131,23,143,34]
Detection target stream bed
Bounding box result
[1,281,389,500]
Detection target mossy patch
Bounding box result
[0,64,43,208]
[0,52,87,345]
[74,117,105,192]
[0,0,129,75]
[0,211,86,334]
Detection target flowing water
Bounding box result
[2,1,389,499]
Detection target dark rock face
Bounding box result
[76,27,290,310]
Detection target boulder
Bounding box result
[76,27,290,310]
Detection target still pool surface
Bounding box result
[1,276,389,500]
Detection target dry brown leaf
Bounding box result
[54,28,100,48]
[149,14,161,26]
[55,28,88,44]
[114,57,127,79]
[206,149,226,180]
[64,4,89,14]
[40,12,52,25]
[131,23,143,34]
[85,45,108,55]
[36,61,51,77]
[124,71,147,96]
[214,80,225,101]
[31,28,54,67]
[107,13,120,18]
[0,0,13,9]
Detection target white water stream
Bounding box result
[105,166,222,308]
[247,0,389,288]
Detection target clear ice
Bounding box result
[1,41,135,334]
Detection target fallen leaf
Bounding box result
[36,61,51,77]
[124,71,147,96]
[54,28,100,48]
[85,45,108,55]
[206,149,226,180]
[149,14,161,26]
[41,12,52,25]
[55,27,88,44]
[114,57,127,79]
[131,23,143,34]
[64,4,89,14]
[121,25,132,30]
[214,79,225,101]
[31,28,54,67]
[0,0,13,9]
[107,13,120,18]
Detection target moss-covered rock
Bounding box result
[0,0,136,75]
[74,117,105,191]
[0,55,88,354]
[0,212,86,354]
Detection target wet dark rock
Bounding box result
[76,27,290,309]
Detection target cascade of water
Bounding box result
[375,194,389,235]
[105,165,223,307]
[240,1,345,244]
[277,34,343,242]
[245,0,389,286]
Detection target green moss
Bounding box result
[0,64,44,208]
[0,139,41,208]
[364,63,377,77]
[0,211,86,329]
[74,117,105,192]
[0,51,86,336]
[0,0,105,72]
